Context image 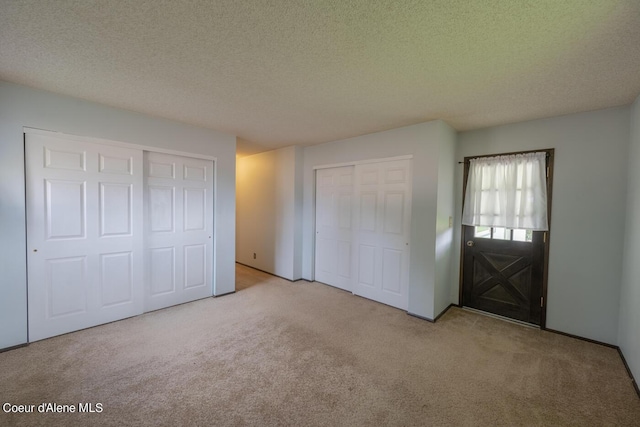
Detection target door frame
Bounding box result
[458,148,554,328]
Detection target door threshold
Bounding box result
[462,307,539,329]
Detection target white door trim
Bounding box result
[24,127,218,162]
[312,155,413,170]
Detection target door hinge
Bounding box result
[540,297,544,307]
[546,167,549,178]
[543,232,547,243]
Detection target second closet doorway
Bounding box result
[314,159,412,310]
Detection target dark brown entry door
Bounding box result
[462,226,545,325]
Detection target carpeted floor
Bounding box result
[1,264,639,426]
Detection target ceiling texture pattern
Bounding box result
[1,0,639,155]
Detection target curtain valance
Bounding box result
[462,152,548,231]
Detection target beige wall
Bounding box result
[236,146,302,280]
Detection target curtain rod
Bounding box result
[458,152,551,164]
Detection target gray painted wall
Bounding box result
[0,81,236,349]
[619,95,640,381]
[302,121,456,319]
[434,124,457,317]
[454,107,630,344]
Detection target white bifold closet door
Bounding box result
[26,132,144,341]
[314,166,354,291]
[144,152,214,312]
[352,159,412,310]
[26,131,215,342]
[314,159,412,310]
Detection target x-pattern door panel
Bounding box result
[462,226,544,324]
[472,253,530,305]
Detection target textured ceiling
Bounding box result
[1,1,640,156]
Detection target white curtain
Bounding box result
[462,152,548,231]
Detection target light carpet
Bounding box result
[1,264,638,426]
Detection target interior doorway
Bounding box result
[459,149,554,327]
